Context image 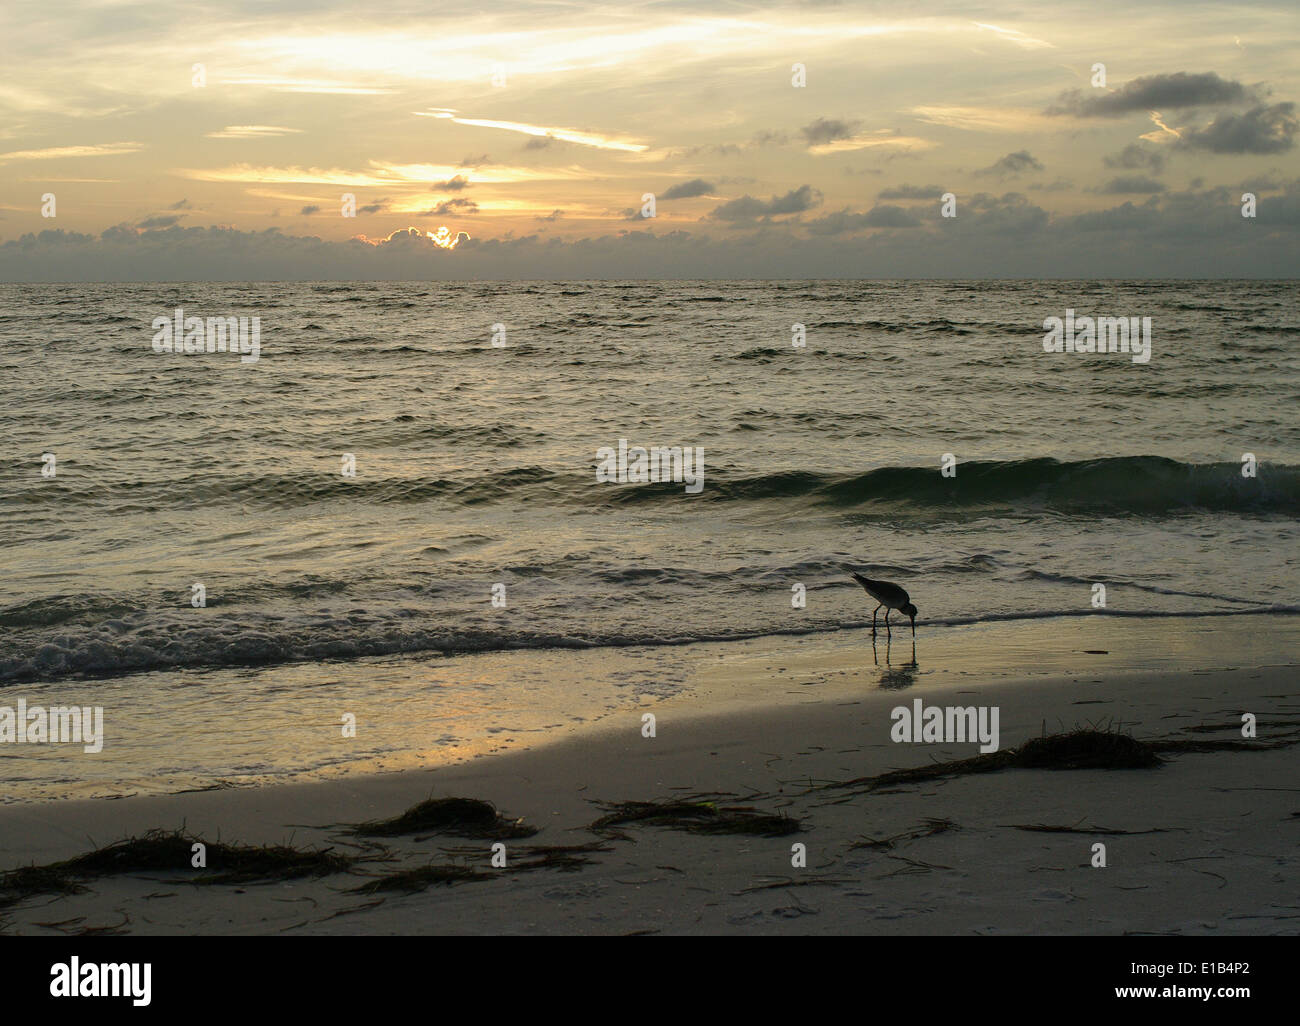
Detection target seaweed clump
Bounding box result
[0,829,356,909]
[828,728,1163,795]
[350,797,538,839]
[590,798,800,837]
[1014,730,1160,769]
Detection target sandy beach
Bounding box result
[2,614,1296,936]
[3,0,1300,974]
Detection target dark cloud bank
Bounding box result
[1048,71,1259,117]
[1047,70,1298,156]
[3,182,1296,280]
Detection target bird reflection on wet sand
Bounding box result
[872,634,918,689]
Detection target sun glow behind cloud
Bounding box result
[425,226,464,248]
[356,226,469,249]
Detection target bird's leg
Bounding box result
[884,608,892,638]
[872,604,880,635]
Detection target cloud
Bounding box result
[188,164,395,187]
[673,142,744,158]
[1095,175,1167,194]
[431,175,470,192]
[805,205,923,234]
[878,183,944,200]
[1061,197,1160,232]
[910,105,1052,133]
[802,210,866,236]
[816,133,936,156]
[1177,102,1297,154]
[459,155,491,168]
[422,197,478,216]
[952,192,1050,236]
[0,142,144,163]
[137,214,184,229]
[661,179,715,200]
[1234,174,1287,192]
[205,125,304,139]
[536,209,564,222]
[355,226,470,249]
[414,110,648,153]
[797,119,932,156]
[185,162,583,186]
[1047,72,1257,117]
[2,192,1295,281]
[971,22,1054,50]
[1104,143,1166,173]
[976,150,1043,177]
[299,204,321,215]
[220,76,394,96]
[523,136,554,150]
[707,185,823,223]
[168,199,192,210]
[800,117,861,146]
[2,229,96,246]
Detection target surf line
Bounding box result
[595,438,705,494]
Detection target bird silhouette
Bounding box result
[845,567,917,638]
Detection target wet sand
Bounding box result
[1,615,1297,935]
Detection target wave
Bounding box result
[2,457,1295,516]
[1014,569,1266,605]
[679,457,1300,515]
[3,604,1295,685]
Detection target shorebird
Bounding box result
[845,568,917,637]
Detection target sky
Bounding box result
[1,0,1298,278]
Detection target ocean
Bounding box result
[2,279,1297,799]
